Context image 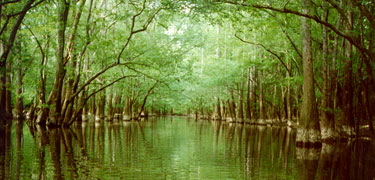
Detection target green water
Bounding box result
[0,116,374,179]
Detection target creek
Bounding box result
[0,116,374,179]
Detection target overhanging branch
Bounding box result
[234,34,291,76]
[221,0,371,59]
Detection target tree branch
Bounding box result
[250,4,369,58]
[4,0,44,17]
[136,80,159,120]
[67,62,136,104]
[64,0,87,65]
[221,0,371,59]
[234,33,291,76]
[117,0,163,64]
[265,11,303,59]
[68,75,138,125]
[0,0,20,6]
[356,2,374,27]
[23,23,45,59]
[0,0,36,66]
[324,0,348,23]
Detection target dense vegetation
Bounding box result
[1,0,374,144]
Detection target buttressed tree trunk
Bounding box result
[297,0,321,146]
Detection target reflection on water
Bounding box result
[0,116,374,179]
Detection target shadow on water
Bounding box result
[0,116,374,179]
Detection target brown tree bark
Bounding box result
[5,66,12,119]
[259,62,265,124]
[123,95,132,121]
[297,0,321,146]
[287,61,292,122]
[107,87,114,120]
[238,79,244,123]
[89,94,96,117]
[0,0,36,121]
[34,34,49,125]
[246,67,251,121]
[61,0,87,125]
[251,66,258,120]
[338,0,355,137]
[46,0,70,127]
[229,88,236,122]
[320,2,335,141]
[135,81,158,120]
[15,41,24,119]
[216,98,222,120]
[95,89,106,121]
[113,92,122,119]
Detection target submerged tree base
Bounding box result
[336,125,356,138]
[321,127,337,143]
[296,128,322,148]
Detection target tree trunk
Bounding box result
[287,61,292,122]
[320,2,335,141]
[136,81,158,120]
[123,95,132,121]
[62,55,77,124]
[5,67,12,119]
[246,67,251,121]
[251,66,258,120]
[113,92,122,119]
[77,90,87,122]
[35,35,49,125]
[259,64,265,124]
[95,90,106,121]
[0,66,6,122]
[229,89,236,122]
[89,94,96,117]
[273,85,278,120]
[363,78,375,136]
[216,98,222,120]
[297,0,321,146]
[283,86,288,120]
[238,78,244,123]
[338,0,355,137]
[15,44,24,119]
[0,0,35,122]
[46,0,69,126]
[107,87,113,120]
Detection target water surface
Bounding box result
[0,117,374,179]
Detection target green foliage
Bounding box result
[8,0,335,117]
